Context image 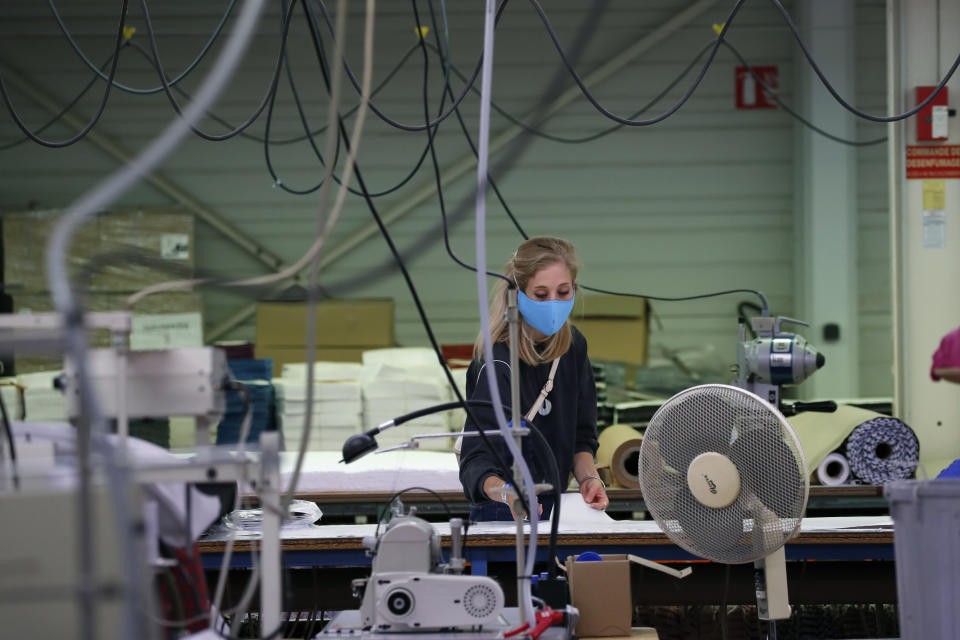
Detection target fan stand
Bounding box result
[755,547,790,638]
[754,504,791,640]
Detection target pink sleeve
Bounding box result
[931,327,960,380]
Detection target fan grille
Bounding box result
[639,384,808,564]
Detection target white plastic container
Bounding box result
[885,479,960,640]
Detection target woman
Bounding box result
[458,236,609,521]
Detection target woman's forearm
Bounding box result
[573,451,599,485]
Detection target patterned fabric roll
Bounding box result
[844,417,919,484]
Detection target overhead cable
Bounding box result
[0,0,129,148]
[47,0,238,95]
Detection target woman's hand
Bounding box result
[483,476,542,520]
[580,476,608,510]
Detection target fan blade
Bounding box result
[728,420,804,520]
[654,393,736,470]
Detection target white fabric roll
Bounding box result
[817,452,851,486]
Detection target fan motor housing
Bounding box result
[686,452,741,508]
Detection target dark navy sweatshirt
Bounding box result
[458,326,599,504]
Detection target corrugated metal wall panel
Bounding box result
[0,0,891,396]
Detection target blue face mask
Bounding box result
[517,290,575,336]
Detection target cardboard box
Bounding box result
[572,294,648,366]
[3,209,194,293]
[565,553,690,636]
[565,554,633,637]
[256,345,372,377]
[255,300,394,348]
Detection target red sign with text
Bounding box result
[906,145,960,179]
[735,66,778,109]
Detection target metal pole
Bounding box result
[259,431,282,638]
[506,287,526,624]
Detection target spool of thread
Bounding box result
[597,424,643,488]
[816,452,851,486]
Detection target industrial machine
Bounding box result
[353,505,505,631]
[735,315,825,408]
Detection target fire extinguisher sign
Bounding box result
[735,66,778,110]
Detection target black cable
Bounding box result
[301,9,532,519]
[211,617,288,640]
[769,0,960,123]
[411,0,511,286]
[312,0,512,133]
[525,421,563,580]
[0,0,129,148]
[138,0,293,142]
[390,399,509,427]
[373,486,456,566]
[375,485,454,537]
[580,283,769,315]
[431,36,887,149]
[0,389,19,490]
[0,45,126,151]
[721,41,886,146]
[48,0,238,95]
[429,39,714,145]
[522,0,746,127]
[721,564,730,640]
[266,0,429,199]
[416,0,561,569]
[262,0,339,196]
[413,12,771,314]
[120,36,406,149]
[737,300,762,339]
[425,34,533,243]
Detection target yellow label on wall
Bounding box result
[923,179,946,210]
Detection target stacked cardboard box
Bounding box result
[275,361,364,451]
[571,294,649,366]
[2,209,201,374]
[255,300,394,377]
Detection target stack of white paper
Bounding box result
[19,371,67,421]
[361,349,456,451]
[275,363,365,451]
[281,361,364,382]
[446,366,469,431]
[361,348,438,369]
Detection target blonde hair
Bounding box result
[474,236,581,366]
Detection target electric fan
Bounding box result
[638,384,808,623]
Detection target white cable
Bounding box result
[43,4,267,639]
[474,0,537,625]
[124,0,375,310]
[47,0,267,312]
[285,0,375,502]
[208,384,254,629]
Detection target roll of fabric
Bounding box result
[844,416,919,484]
[815,452,851,486]
[596,424,643,488]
